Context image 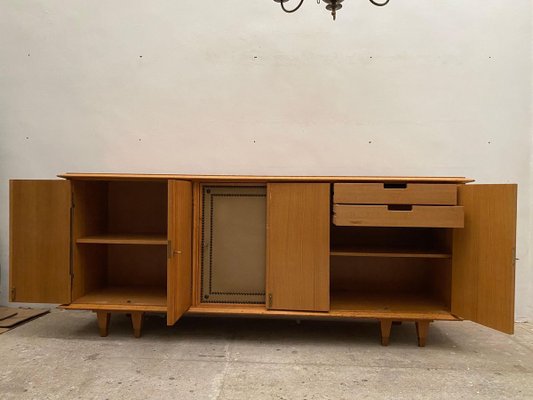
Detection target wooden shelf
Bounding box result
[77,234,167,245]
[330,247,451,259]
[330,291,454,320]
[64,286,167,312]
[187,296,456,321]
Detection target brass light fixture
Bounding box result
[274,0,389,21]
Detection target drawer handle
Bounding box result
[383,183,407,189]
[387,205,413,211]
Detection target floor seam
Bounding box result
[214,331,236,400]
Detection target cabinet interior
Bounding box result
[330,226,453,314]
[71,180,168,309]
[67,180,454,316]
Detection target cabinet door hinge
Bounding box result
[10,287,16,302]
[268,293,273,308]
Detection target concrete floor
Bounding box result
[0,310,532,400]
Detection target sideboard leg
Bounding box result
[380,319,393,346]
[416,320,430,347]
[131,312,144,338]
[96,311,111,337]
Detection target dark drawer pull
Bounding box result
[387,205,413,211]
[383,183,407,189]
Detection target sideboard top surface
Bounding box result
[58,173,474,184]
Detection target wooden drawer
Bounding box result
[333,205,464,228]
[333,183,457,205]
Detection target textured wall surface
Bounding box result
[0,1,531,320]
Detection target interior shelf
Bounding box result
[76,234,167,245]
[330,247,451,259]
[330,291,452,317]
[67,286,167,311]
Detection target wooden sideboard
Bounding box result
[9,173,517,346]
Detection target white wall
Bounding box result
[0,0,531,320]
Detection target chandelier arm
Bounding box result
[281,0,306,13]
[369,0,390,6]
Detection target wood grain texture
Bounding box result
[10,180,72,303]
[331,226,452,255]
[187,303,456,321]
[77,234,167,245]
[416,320,430,347]
[71,180,108,301]
[62,303,167,312]
[73,246,107,301]
[0,308,49,328]
[330,247,451,258]
[266,183,330,312]
[167,180,193,325]
[59,173,474,184]
[131,312,144,338]
[334,183,457,205]
[71,181,168,302]
[107,245,167,287]
[330,292,450,315]
[68,286,166,309]
[0,309,17,321]
[107,181,167,234]
[96,312,110,337]
[191,183,202,307]
[430,252,453,311]
[452,184,517,334]
[330,256,451,299]
[380,319,393,346]
[333,205,464,228]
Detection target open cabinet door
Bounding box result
[10,180,72,303]
[452,184,517,334]
[167,180,193,325]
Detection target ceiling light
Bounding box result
[274,0,390,21]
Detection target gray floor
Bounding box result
[0,310,532,400]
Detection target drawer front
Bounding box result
[333,205,464,228]
[333,183,457,205]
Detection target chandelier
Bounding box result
[274,0,390,21]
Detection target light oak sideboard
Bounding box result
[9,173,517,346]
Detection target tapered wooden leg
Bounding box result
[416,320,430,347]
[380,319,393,346]
[96,312,111,337]
[131,312,144,338]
